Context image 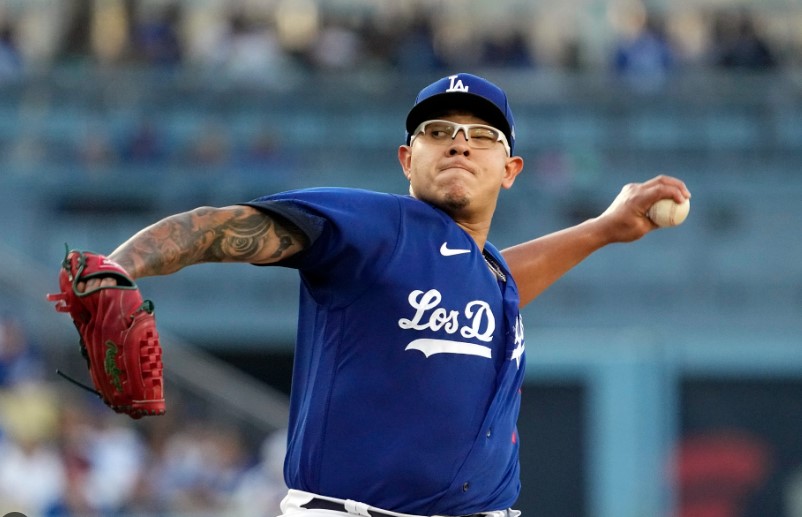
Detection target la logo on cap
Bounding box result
[446,75,469,92]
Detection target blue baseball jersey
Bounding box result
[245,188,526,515]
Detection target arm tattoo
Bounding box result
[208,209,273,260]
[110,206,307,278]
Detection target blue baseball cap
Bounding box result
[405,73,516,153]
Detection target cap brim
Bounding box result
[405,92,511,143]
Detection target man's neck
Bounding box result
[455,219,491,251]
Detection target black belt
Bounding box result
[302,498,397,517]
[300,498,490,517]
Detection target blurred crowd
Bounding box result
[0,0,795,181]
[0,313,288,517]
[0,0,794,82]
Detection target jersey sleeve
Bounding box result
[243,188,404,305]
[240,196,328,260]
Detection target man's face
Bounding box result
[398,113,523,220]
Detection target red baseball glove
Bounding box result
[47,248,165,418]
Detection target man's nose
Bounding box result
[448,130,471,155]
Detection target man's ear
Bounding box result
[502,156,524,189]
[398,145,413,181]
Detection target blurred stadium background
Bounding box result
[1,0,801,516]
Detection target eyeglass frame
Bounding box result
[410,119,511,156]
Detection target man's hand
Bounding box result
[77,276,119,293]
[596,174,692,244]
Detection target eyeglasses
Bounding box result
[411,120,511,156]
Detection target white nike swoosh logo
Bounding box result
[440,242,471,256]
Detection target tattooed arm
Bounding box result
[108,205,308,280]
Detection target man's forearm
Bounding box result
[108,206,285,278]
[502,218,612,308]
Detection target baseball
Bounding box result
[647,197,690,227]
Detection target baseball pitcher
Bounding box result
[48,73,690,517]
